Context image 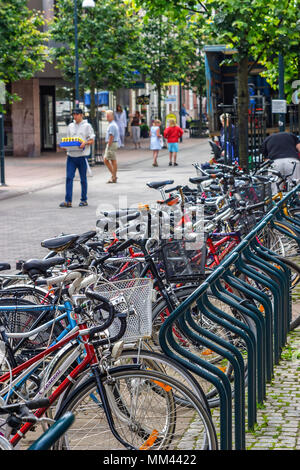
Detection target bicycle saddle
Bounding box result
[22,257,65,276]
[146,180,174,190]
[0,263,11,271]
[41,234,79,251]
[96,212,140,230]
[189,176,211,184]
[76,230,97,245]
[101,209,137,219]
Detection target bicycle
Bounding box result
[0,287,218,450]
[0,398,74,451]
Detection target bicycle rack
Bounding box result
[159,184,300,450]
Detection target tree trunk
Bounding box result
[199,88,203,133]
[237,56,249,171]
[157,84,162,121]
[298,57,300,135]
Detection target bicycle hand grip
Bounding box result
[92,314,127,347]
[25,398,50,410]
[85,289,116,338]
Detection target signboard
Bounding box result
[165,113,177,127]
[131,81,145,89]
[136,94,150,105]
[164,81,179,87]
[164,94,177,103]
[272,99,287,114]
[0,81,5,105]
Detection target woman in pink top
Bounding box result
[163,119,184,166]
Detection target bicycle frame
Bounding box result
[206,233,241,268]
[1,319,136,449]
[0,300,76,357]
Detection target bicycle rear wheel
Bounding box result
[54,368,218,450]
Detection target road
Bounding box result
[0,138,211,267]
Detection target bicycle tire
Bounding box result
[0,298,64,357]
[54,368,218,450]
[42,342,210,416]
[272,221,300,289]
[0,285,54,305]
[117,348,210,411]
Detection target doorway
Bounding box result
[40,86,56,152]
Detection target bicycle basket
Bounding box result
[238,182,272,211]
[94,278,153,342]
[160,236,207,283]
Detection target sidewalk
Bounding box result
[0,133,206,201]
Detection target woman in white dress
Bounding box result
[115,105,127,147]
[150,119,162,167]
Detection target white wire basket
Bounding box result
[94,278,153,343]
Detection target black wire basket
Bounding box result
[160,235,207,283]
[238,181,272,212]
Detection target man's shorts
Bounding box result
[168,142,179,153]
[104,142,118,161]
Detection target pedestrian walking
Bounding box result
[130,111,141,149]
[115,104,127,148]
[219,113,236,163]
[59,108,95,208]
[103,110,119,184]
[261,132,300,190]
[180,104,190,131]
[150,119,162,167]
[163,118,183,166]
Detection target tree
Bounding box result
[135,14,200,120]
[133,0,299,169]
[50,0,141,123]
[0,0,47,109]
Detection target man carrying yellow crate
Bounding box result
[59,108,95,208]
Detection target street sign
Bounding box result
[164,94,177,103]
[164,81,179,86]
[131,81,145,89]
[272,99,287,114]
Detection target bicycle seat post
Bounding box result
[160,187,167,201]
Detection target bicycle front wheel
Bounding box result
[55,368,218,450]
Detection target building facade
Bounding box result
[5,1,201,158]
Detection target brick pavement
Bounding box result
[211,320,300,450]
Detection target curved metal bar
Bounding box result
[159,310,232,450]
[178,304,245,449]
[158,184,300,450]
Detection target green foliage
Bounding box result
[50,0,141,94]
[133,12,206,119]
[0,0,48,108]
[134,0,300,96]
